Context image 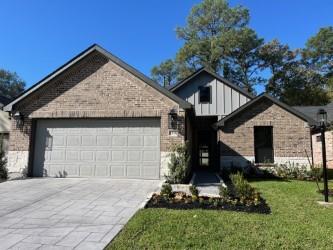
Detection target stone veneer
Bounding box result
[8,51,185,177]
[218,98,312,168]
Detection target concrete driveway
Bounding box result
[0,178,160,250]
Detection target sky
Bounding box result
[1,0,332,91]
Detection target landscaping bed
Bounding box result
[145,191,271,214]
[108,180,333,250]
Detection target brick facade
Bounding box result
[312,131,333,169]
[218,98,312,167]
[8,51,185,174]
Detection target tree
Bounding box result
[271,62,329,106]
[151,0,264,92]
[151,59,178,87]
[223,28,264,93]
[259,39,329,105]
[302,26,333,99]
[0,69,25,99]
[259,39,297,98]
[302,26,333,75]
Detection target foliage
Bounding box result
[109,180,333,249]
[0,135,8,180]
[151,59,178,87]
[151,0,263,93]
[189,185,199,197]
[302,26,333,76]
[218,185,229,197]
[165,142,190,184]
[302,26,333,101]
[229,172,260,205]
[223,28,264,93]
[160,183,172,198]
[152,0,333,105]
[259,39,329,105]
[0,149,8,180]
[265,162,322,181]
[0,69,25,99]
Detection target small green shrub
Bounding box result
[165,142,190,184]
[230,172,257,203]
[218,185,230,197]
[0,149,8,180]
[189,185,199,197]
[160,183,172,198]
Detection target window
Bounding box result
[316,135,321,142]
[199,86,211,103]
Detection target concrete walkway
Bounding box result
[0,178,160,250]
[192,171,223,196]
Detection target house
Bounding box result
[4,44,316,179]
[294,103,333,168]
[0,96,11,153]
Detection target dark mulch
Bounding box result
[145,193,271,214]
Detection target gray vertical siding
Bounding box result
[175,73,250,116]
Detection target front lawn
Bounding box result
[108,180,333,249]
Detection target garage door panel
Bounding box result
[82,135,96,146]
[96,136,110,146]
[110,165,126,177]
[81,151,94,161]
[142,163,159,178]
[80,165,94,177]
[33,119,160,179]
[67,136,81,146]
[143,151,157,161]
[128,136,143,146]
[96,151,109,161]
[111,151,126,161]
[66,151,79,161]
[126,163,141,177]
[64,164,79,176]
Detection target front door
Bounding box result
[198,130,212,169]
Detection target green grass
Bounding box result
[108,180,333,249]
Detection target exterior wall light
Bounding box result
[13,111,24,127]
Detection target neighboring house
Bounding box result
[294,103,333,169]
[4,44,316,179]
[0,96,11,153]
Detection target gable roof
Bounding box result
[214,93,316,128]
[293,102,333,124]
[4,44,192,111]
[168,67,254,99]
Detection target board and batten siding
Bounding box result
[174,73,250,117]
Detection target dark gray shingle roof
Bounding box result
[293,103,333,123]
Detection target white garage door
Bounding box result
[33,119,160,179]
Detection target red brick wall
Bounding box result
[10,51,185,153]
[218,98,312,164]
[312,131,333,169]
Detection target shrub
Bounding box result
[266,162,322,181]
[230,172,257,203]
[189,185,199,197]
[165,142,190,184]
[218,185,230,198]
[160,183,172,198]
[0,148,8,180]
